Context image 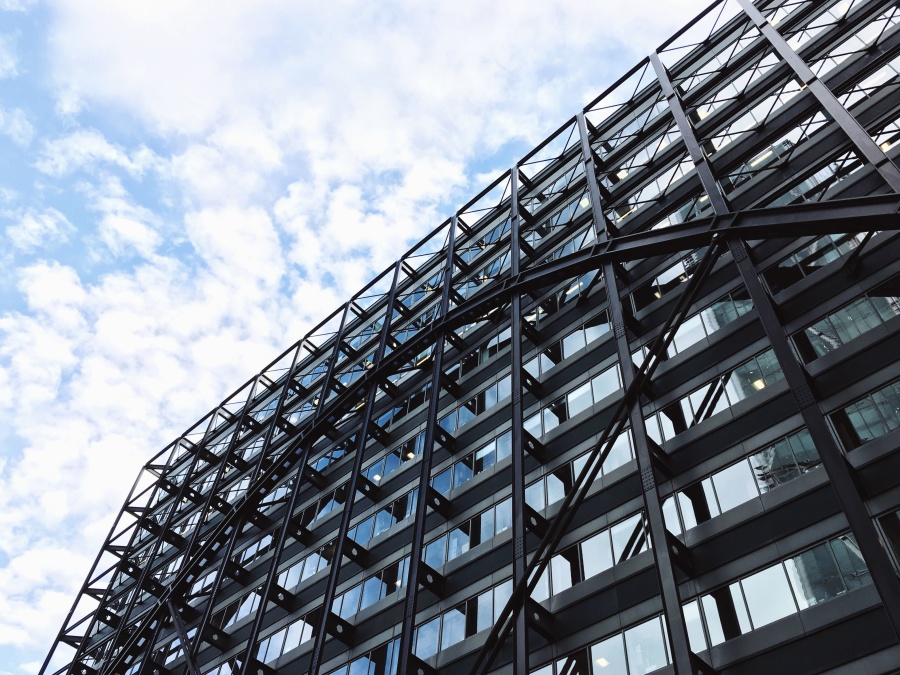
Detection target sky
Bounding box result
[0,1,712,673]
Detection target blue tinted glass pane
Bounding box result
[740,565,797,628]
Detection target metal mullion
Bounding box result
[509,168,530,674]
[308,261,404,675]
[727,236,900,641]
[651,51,731,218]
[396,218,458,675]
[581,111,702,675]
[738,0,900,192]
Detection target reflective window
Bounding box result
[832,380,900,449]
[795,278,900,361]
[645,350,784,444]
[413,579,512,658]
[524,312,611,378]
[763,233,866,294]
[424,498,512,567]
[256,608,320,664]
[664,429,820,534]
[439,375,512,433]
[431,431,512,496]
[333,556,409,620]
[525,364,622,437]
[324,638,399,675]
[685,534,871,650]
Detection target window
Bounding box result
[795,278,900,361]
[524,311,611,377]
[763,233,867,294]
[446,327,512,381]
[363,431,425,486]
[524,364,622,437]
[348,488,418,546]
[431,431,511,495]
[325,638,399,675]
[277,540,336,590]
[255,608,321,664]
[684,534,871,651]
[532,512,649,601]
[832,379,900,449]
[532,615,671,675]
[424,498,512,568]
[645,350,784,444]
[413,579,512,659]
[664,429,820,533]
[525,431,634,511]
[439,375,511,433]
[632,247,709,312]
[333,556,409,620]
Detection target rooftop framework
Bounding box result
[44,0,900,673]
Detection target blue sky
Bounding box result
[0,1,711,672]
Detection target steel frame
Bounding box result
[43,1,900,674]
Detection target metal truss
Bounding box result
[43,1,900,674]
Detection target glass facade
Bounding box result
[45,2,900,675]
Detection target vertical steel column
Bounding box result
[728,237,900,641]
[736,0,900,192]
[396,218,458,675]
[576,112,698,675]
[508,169,531,674]
[308,262,404,675]
[649,52,730,217]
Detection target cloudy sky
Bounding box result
[0,1,712,672]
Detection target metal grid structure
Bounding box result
[42,0,900,673]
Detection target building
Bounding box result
[42,0,900,674]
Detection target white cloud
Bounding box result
[0,33,17,78]
[5,207,74,251]
[0,106,32,145]
[80,175,162,258]
[34,129,159,177]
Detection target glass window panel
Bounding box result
[672,313,706,354]
[785,544,845,608]
[701,479,721,518]
[662,496,681,535]
[750,440,799,492]
[788,429,818,469]
[683,600,707,652]
[725,361,765,404]
[830,535,871,592]
[546,468,569,506]
[525,481,546,510]
[590,633,628,675]
[550,551,575,595]
[525,412,543,438]
[871,294,900,322]
[440,605,466,651]
[740,565,797,628]
[453,457,474,489]
[497,376,511,402]
[284,618,308,654]
[645,415,663,446]
[414,617,440,659]
[624,617,669,674]
[582,529,614,579]
[568,381,593,417]
[592,366,620,403]
[730,583,752,633]
[361,575,385,610]
[611,514,647,563]
[475,443,496,473]
[532,568,550,603]
[424,536,446,568]
[477,590,493,633]
[479,508,495,541]
[493,579,512,617]
[872,383,900,433]
[604,431,633,473]
[457,404,476,428]
[701,594,726,646]
[432,468,452,496]
[496,432,512,461]
[448,525,470,561]
[805,317,840,357]
[545,397,568,432]
[562,329,587,359]
[711,461,759,513]
[676,492,699,530]
[495,499,512,533]
[585,313,610,343]
[338,584,361,619]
